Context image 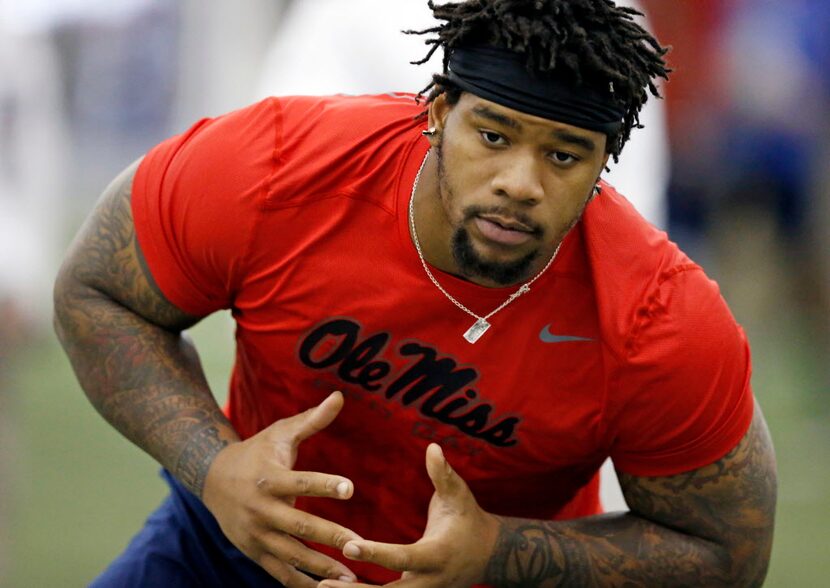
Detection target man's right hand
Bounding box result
[202,391,361,586]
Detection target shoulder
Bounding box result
[274,93,424,157]
[580,185,753,476]
[579,183,710,357]
[275,92,423,131]
[141,93,424,195]
[268,93,424,210]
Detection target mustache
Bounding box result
[461,205,544,238]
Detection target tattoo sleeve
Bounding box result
[53,160,239,498]
[484,404,777,587]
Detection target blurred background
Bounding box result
[1,0,827,585]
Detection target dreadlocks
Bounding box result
[407,0,670,160]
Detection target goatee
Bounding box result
[451,227,539,286]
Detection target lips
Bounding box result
[473,216,535,246]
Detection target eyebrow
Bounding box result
[551,130,597,153]
[471,105,597,153]
[471,105,521,130]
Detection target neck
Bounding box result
[409,150,557,289]
[410,151,459,275]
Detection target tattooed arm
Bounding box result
[53,159,236,495]
[318,404,775,588]
[483,403,776,587]
[53,162,363,586]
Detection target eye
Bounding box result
[549,151,580,166]
[480,130,507,146]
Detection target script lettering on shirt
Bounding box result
[410,421,485,457]
[298,318,520,447]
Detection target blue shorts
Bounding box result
[90,470,286,587]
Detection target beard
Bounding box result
[435,142,542,286]
[451,227,539,285]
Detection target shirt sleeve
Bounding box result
[607,266,755,477]
[131,98,280,316]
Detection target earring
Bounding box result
[422,127,437,137]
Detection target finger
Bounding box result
[425,443,464,500]
[258,470,354,499]
[272,502,363,549]
[259,532,357,583]
[279,391,345,444]
[258,552,318,588]
[318,582,380,588]
[318,576,423,588]
[341,539,436,573]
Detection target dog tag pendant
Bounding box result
[463,318,491,343]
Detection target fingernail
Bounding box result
[338,575,355,582]
[343,543,361,558]
[336,481,350,497]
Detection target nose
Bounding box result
[489,152,545,206]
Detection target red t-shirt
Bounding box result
[132,94,753,583]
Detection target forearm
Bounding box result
[54,284,239,497]
[485,511,752,588]
[484,409,775,588]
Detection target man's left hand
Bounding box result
[317,444,499,588]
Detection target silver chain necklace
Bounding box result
[408,150,561,343]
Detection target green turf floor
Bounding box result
[5,307,828,586]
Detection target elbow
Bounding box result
[52,261,90,348]
[52,261,75,343]
[711,517,775,587]
[52,266,70,342]
[746,558,772,588]
[732,531,774,587]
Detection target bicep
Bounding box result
[55,158,200,332]
[618,403,776,560]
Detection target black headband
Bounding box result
[447,45,625,135]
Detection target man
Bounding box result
[256,0,670,514]
[54,1,777,586]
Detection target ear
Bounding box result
[427,92,452,141]
[596,151,611,180]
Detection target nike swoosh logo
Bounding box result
[539,325,594,343]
